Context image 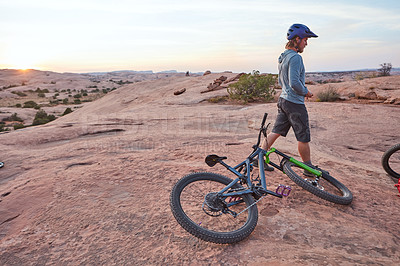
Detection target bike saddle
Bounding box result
[205,154,227,167]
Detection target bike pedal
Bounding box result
[276,184,292,197]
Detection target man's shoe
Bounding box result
[253,157,274,171]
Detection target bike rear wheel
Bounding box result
[282,160,353,205]
[382,143,400,179]
[170,172,258,244]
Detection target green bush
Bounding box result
[35,88,49,93]
[2,113,23,122]
[207,95,229,103]
[12,91,27,97]
[14,124,25,130]
[32,110,56,126]
[228,70,277,103]
[62,107,73,116]
[23,100,39,108]
[0,122,9,132]
[317,87,340,102]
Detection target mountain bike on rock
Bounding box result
[170,113,353,244]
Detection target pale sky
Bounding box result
[0,0,399,73]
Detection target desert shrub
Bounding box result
[32,110,56,126]
[317,87,340,102]
[11,91,27,97]
[73,94,82,98]
[63,98,69,104]
[14,124,25,130]
[2,84,18,90]
[207,96,229,103]
[16,103,22,108]
[0,122,9,132]
[2,113,23,122]
[74,99,81,104]
[355,72,365,81]
[228,70,277,103]
[62,107,73,116]
[38,92,46,97]
[23,100,39,108]
[378,63,392,76]
[35,88,49,93]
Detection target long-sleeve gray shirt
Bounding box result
[278,49,309,104]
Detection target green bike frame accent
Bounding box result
[289,158,322,177]
[264,148,322,177]
[264,148,276,163]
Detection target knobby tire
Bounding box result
[381,143,400,179]
[283,161,353,205]
[170,172,258,244]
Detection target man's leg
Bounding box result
[298,141,311,163]
[261,132,281,150]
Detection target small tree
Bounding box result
[62,107,73,116]
[378,63,392,76]
[228,70,277,103]
[23,100,39,108]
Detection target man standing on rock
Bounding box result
[261,24,318,174]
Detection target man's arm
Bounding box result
[288,55,308,96]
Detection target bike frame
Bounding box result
[209,112,323,204]
[213,146,322,202]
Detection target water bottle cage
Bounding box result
[276,184,292,197]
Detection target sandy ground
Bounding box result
[1,73,400,265]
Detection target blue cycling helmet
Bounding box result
[287,24,318,40]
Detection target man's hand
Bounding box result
[305,90,313,98]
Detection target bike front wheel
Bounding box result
[170,172,258,244]
[382,143,400,179]
[283,161,353,205]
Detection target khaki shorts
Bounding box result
[272,97,310,143]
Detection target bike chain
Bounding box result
[235,195,265,217]
[223,187,264,218]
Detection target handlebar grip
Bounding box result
[261,113,268,126]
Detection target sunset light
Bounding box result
[2,47,42,71]
[0,0,399,73]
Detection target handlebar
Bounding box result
[252,113,269,152]
[261,113,268,128]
